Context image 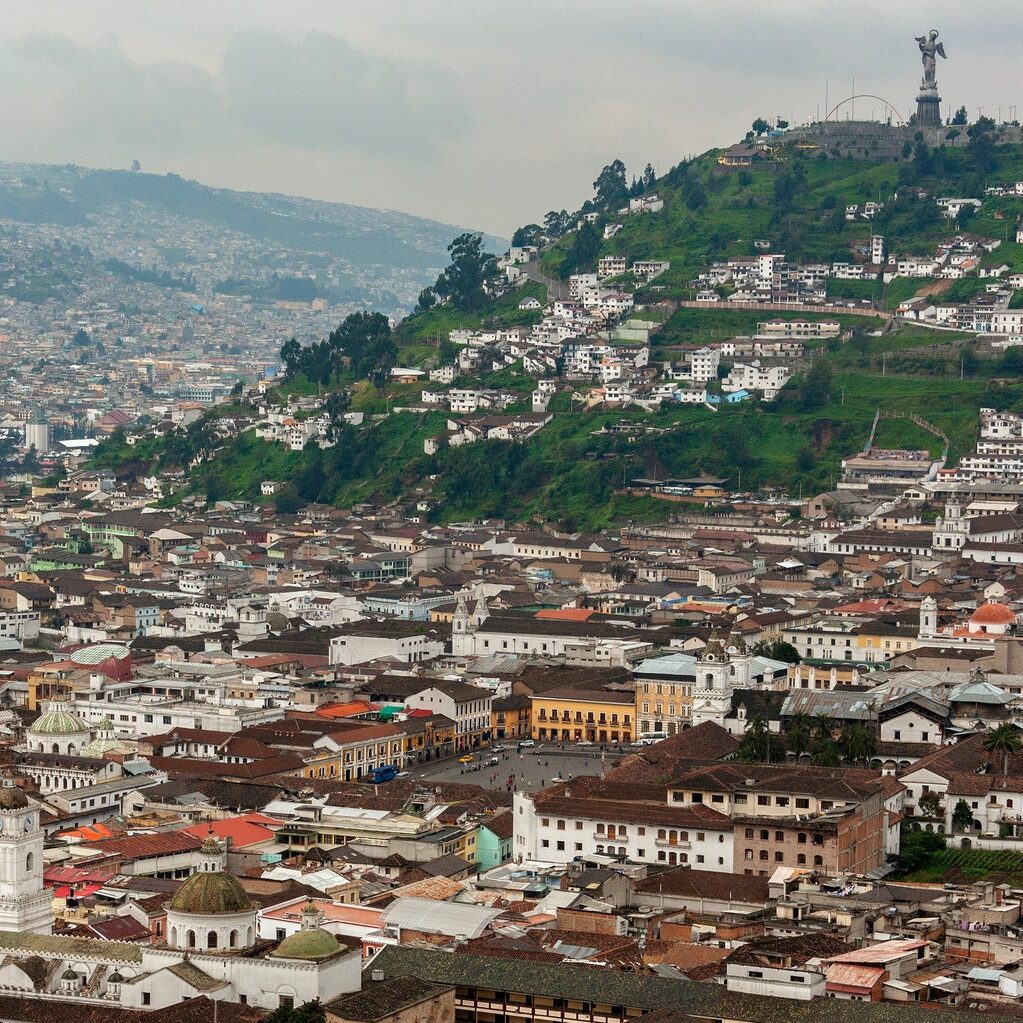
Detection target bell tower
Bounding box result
[0,773,51,934]
[691,636,734,728]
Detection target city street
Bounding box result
[402,744,628,795]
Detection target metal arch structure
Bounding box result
[823,95,907,126]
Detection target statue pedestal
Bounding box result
[916,88,942,127]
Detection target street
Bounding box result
[403,743,627,795]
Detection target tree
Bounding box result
[918,790,942,818]
[280,337,302,378]
[323,391,351,443]
[952,105,968,125]
[945,128,961,147]
[130,159,141,172]
[511,223,543,247]
[72,328,91,347]
[543,209,571,238]
[753,639,801,664]
[642,162,656,189]
[983,723,1023,776]
[327,311,395,380]
[415,287,437,312]
[951,797,974,833]
[967,116,998,175]
[776,118,789,130]
[593,159,628,209]
[810,738,842,767]
[571,221,601,272]
[785,713,814,758]
[842,725,877,764]
[751,117,770,136]
[800,360,833,410]
[265,1000,325,1023]
[736,714,785,764]
[434,232,497,313]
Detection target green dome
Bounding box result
[31,701,89,736]
[273,928,340,960]
[168,870,252,916]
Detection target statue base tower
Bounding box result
[916,88,941,126]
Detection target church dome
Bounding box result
[0,783,28,810]
[30,700,89,736]
[273,928,341,960]
[970,602,1015,626]
[167,870,252,916]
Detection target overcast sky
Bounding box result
[1,1,1020,236]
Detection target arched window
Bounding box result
[171,927,178,946]
[207,931,218,949]
[705,674,714,685]
[187,930,196,949]
[52,744,59,755]
[229,930,238,949]
[25,852,33,872]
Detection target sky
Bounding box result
[1,1,1021,236]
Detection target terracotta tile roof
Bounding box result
[633,866,770,904]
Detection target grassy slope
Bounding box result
[95,138,1023,527]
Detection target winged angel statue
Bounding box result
[915,30,946,90]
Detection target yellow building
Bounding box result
[455,826,478,863]
[492,694,531,741]
[532,685,635,743]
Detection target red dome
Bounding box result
[970,602,1016,625]
[96,655,133,681]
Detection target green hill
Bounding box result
[91,127,1023,527]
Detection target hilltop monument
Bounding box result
[915,29,946,126]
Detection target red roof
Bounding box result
[183,814,279,850]
[535,608,595,622]
[83,830,203,859]
[315,701,378,719]
[405,708,433,718]
[971,602,1016,625]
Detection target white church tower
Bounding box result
[691,636,734,728]
[0,772,51,934]
[919,595,939,639]
[451,596,475,657]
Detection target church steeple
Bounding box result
[0,769,51,934]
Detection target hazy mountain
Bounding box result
[0,162,505,313]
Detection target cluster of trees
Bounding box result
[530,159,658,245]
[736,713,878,768]
[416,232,497,314]
[279,311,395,388]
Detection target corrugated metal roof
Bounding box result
[381,896,501,938]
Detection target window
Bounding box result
[143,994,151,1007]
[757,795,770,806]
[759,850,768,860]
[745,829,754,840]
[748,971,763,979]
[279,997,294,1011]
[796,797,809,809]
[775,851,783,862]
[556,841,565,851]
[775,831,784,842]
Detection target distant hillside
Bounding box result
[0,162,504,311]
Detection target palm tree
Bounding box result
[843,725,878,765]
[983,724,1023,776]
[813,715,836,743]
[737,715,771,764]
[810,738,842,768]
[786,713,813,758]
